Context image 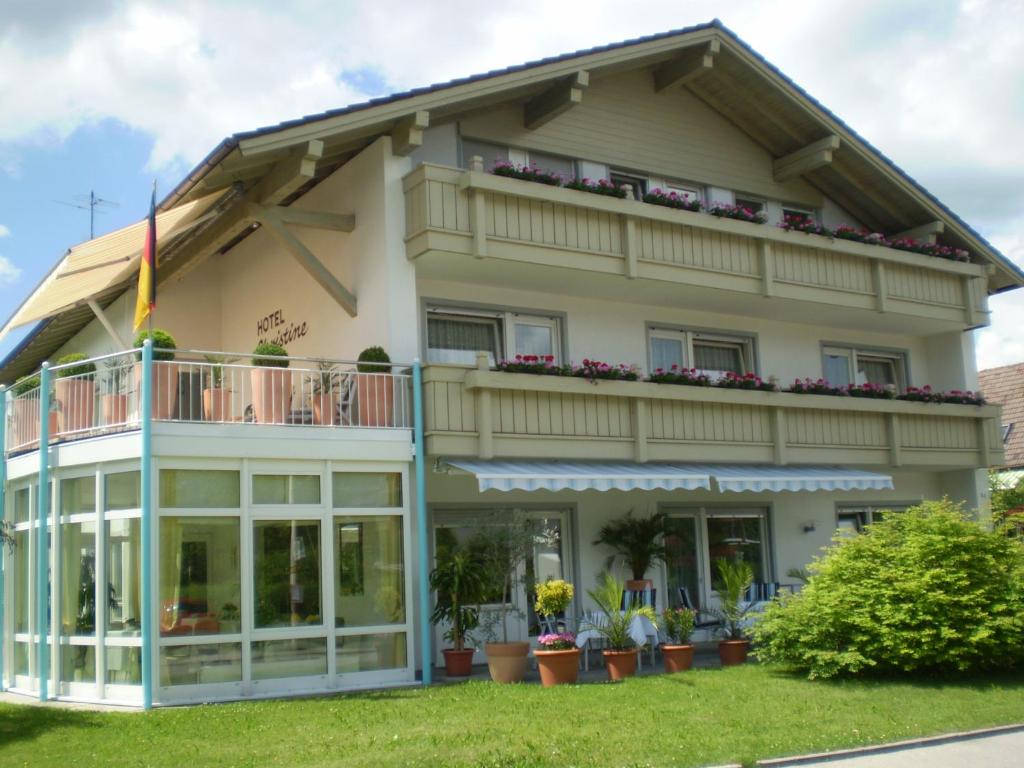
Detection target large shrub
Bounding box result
[753,499,1024,678]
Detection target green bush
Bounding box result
[752,499,1024,678]
[11,374,40,396]
[356,346,391,374]
[55,353,96,378]
[133,329,177,362]
[252,342,289,368]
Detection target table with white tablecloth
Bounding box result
[575,612,660,670]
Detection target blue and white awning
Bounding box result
[442,459,893,494]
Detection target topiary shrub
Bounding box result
[752,499,1024,678]
[11,374,40,396]
[356,346,390,374]
[55,353,97,378]
[252,341,289,368]
[133,329,177,362]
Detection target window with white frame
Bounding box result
[426,306,562,366]
[782,205,816,223]
[460,139,574,179]
[823,345,907,390]
[665,182,703,204]
[734,196,766,215]
[836,504,908,534]
[610,171,648,200]
[648,327,754,379]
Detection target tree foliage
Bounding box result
[753,499,1024,678]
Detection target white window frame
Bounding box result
[822,345,907,390]
[647,326,754,378]
[782,205,816,223]
[836,504,909,534]
[609,170,648,200]
[734,195,766,214]
[426,305,563,366]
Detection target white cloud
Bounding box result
[0,224,9,238]
[0,255,21,285]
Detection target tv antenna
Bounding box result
[54,190,119,239]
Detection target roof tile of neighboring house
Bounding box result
[979,363,1024,469]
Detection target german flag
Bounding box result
[133,186,157,331]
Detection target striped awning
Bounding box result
[443,459,893,494]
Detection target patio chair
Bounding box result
[620,587,657,611]
[677,587,721,631]
[744,581,781,603]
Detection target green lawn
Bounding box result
[2,665,1023,768]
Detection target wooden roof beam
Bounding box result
[895,220,944,244]
[391,111,430,156]
[773,135,840,181]
[259,206,354,232]
[524,70,588,129]
[653,39,720,92]
[250,139,324,206]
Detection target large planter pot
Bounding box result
[101,393,129,426]
[441,648,475,677]
[11,397,40,449]
[602,648,638,681]
[662,644,695,674]
[250,367,292,424]
[55,378,96,434]
[484,641,530,684]
[356,374,394,427]
[311,392,338,426]
[202,387,232,422]
[718,639,750,667]
[624,579,654,591]
[135,362,179,420]
[535,647,581,687]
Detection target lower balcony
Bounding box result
[422,363,1003,470]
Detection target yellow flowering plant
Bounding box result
[534,579,574,618]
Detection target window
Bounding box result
[61,476,95,516]
[159,469,240,508]
[648,327,753,378]
[610,171,647,200]
[460,139,508,171]
[253,520,322,628]
[523,150,574,179]
[783,206,815,224]
[13,486,31,524]
[106,518,141,634]
[836,504,908,534]
[823,346,906,390]
[666,183,703,204]
[334,516,405,627]
[426,306,562,366]
[60,519,97,636]
[332,473,403,508]
[105,471,141,511]
[252,474,321,505]
[1003,424,1013,443]
[735,196,765,215]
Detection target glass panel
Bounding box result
[60,476,95,516]
[159,517,241,636]
[105,645,142,685]
[426,315,501,365]
[332,473,402,508]
[610,173,646,199]
[60,520,98,636]
[836,513,864,535]
[60,643,96,684]
[336,632,407,673]
[735,197,764,213]
[251,638,327,680]
[650,336,685,372]
[106,518,141,636]
[823,352,852,387]
[525,517,563,636]
[159,469,240,508]
[707,515,766,585]
[513,323,554,359]
[664,516,702,610]
[253,520,322,628]
[105,471,141,511]
[252,475,321,505]
[14,529,30,633]
[334,516,405,628]
[160,643,242,686]
[14,642,30,676]
[14,486,31,523]
[527,151,573,179]
[460,139,508,171]
[858,356,897,387]
[694,343,744,375]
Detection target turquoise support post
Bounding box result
[412,360,431,685]
[0,386,6,692]
[37,363,50,702]
[140,340,153,709]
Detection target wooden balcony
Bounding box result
[423,363,1004,470]
[404,164,991,333]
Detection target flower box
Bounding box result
[643,188,702,212]
[491,161,563,186]
[707,202,767,224]
[564,178,628,198]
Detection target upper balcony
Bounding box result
[403,164,991,335]
[4,349,412,458]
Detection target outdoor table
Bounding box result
[575,612,659,671]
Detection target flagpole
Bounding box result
[148,179,156,337]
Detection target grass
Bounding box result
[1,665,1024,767]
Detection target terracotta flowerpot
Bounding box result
[101,393,129,426]
[250,367,292,424]
[311,392,338,426]
[485,642,530,684]
[441,648,475,677]
[718,639,750,666]
[602,648,638,681]
[662,644,695,674]
[135,362,179,420]
[624,579,654,591]
[356,374,394,427]
[11,397,39,449]
[55,378,96,435]
[535,647,580,687]
[202,387,232,422]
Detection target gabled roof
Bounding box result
[979,363,1024,470]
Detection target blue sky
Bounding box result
[1,0,1022,369]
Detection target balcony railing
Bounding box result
[403,164,990,329]
[422,360,1004,470]
[5,349,412,455]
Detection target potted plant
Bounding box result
[134,329,179,420]
[661,607,696,673]
[250,342,291,423]
[311,361,340,426]
[429,542,485,677]
[10,374,42,449]
[593,510,668,590]
[219,602,240,633]
[54,353,97,435]
[711,557,754,666]
[355,346,393,427]
[202,354,233,422]
[533,579,579,687]
[100,356,131,426]
[583,572,657,681]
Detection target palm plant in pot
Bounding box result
[661,607,696,673]
[250,342,291,423]
[53,353,97,435]
[310,361,340,426]
[429,541,486,677]
[711,557,754,666]
[583,572,657,681]
[134,329,178,420]
[201,354,234,422]
[355,346,393,427]
[594,510,668,590]
[533,579,579,687]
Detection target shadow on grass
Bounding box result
[759,663,1024,693]
[0,704,104,748]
